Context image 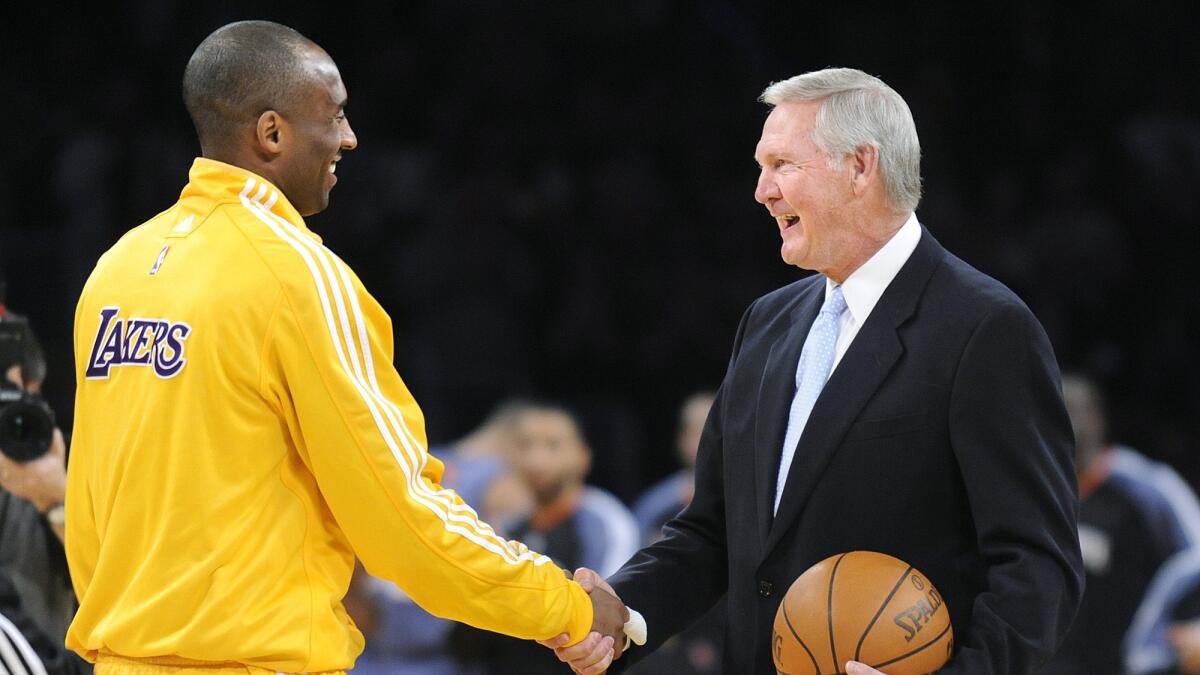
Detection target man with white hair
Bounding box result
[548,68,1083,674]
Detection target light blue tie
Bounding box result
[774,284,848,514]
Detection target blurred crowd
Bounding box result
[3,1,1198,492]
[1,0,1199,672]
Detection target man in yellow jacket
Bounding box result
[66,20,628,675]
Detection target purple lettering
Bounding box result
[123,320,153,365]
[85,307,121,378]
[84,308,192,380]
[154,323,191,378]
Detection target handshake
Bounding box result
[539,567,643,675]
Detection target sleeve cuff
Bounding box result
[623,607,647,650]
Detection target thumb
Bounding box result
[536,632,571,649]
[845,661,875,675]
[574,567,599,592]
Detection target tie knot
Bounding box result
[822,285,847,317]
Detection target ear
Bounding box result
[254,110,286,158]
[849,143,880,197]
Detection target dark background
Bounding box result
[1,1,1198,501]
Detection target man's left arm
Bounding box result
[939,300,1084,674]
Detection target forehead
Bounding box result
[297,49,347,105]
[755,100,822,159]
[519,411,580,441]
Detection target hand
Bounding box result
[846,662,886,675]
[540,631,615,675]
[581,567,629,651]
[1170,621,1200,674]
[0,427,67,512]
[537,567,629,674]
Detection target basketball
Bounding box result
[772,551,953,675]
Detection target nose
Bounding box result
[754,168,779,205]
[340,116,358,151]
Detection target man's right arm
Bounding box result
[598,300,758,668]
[264,260,616,646]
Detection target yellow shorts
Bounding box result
[94,655,345,675]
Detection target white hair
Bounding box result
[760,68,922,212]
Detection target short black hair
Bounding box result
[183,20,315,152]
[520,400,591,448]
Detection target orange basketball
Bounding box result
[772,551,953,675]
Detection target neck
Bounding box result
[530,484,583,531]
[823,209,911,283]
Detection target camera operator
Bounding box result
[0,284,90,674]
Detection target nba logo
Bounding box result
[149,246,170,276]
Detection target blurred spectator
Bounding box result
[0,306,89,674]
[502,404,639,578]
[632,390,714,543]
[1042,373,1200,674]
[349,401,534,675]
[430,400,537,530]
[0,569,87,675]
[450,402,638,674]
[1124,548,1200,675]
[627,390,723,674]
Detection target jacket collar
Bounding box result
[179,158,319,242]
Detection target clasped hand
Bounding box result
[538,567,628,675]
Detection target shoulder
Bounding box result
[86,206,178,279]
[924,245,1036,328]
[214,202,365,313]
[747,274,823,320]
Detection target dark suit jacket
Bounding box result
[609,229,1084,674]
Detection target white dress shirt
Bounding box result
[827,213,922,372]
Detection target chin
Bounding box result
[780,245,810,270]
[298,196,331,218]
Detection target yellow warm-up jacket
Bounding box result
[65,158,593,672]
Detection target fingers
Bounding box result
[554,633,614,675]
[552,631,603,661]
[536,632,571,649]
[573,644,613,675]
[845,661,884,674]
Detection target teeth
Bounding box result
[329,163,337,174]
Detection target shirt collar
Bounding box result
[179,157,317,240]
[826,213,922,324]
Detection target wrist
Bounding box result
[42,502,65,527]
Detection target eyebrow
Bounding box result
[753,151,778,166]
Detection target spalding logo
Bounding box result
[892,574,945,642]
[85,306,192,379]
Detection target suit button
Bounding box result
[758,580,774,598]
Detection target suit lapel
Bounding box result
[752,281,823,548]
[762,228,945,558]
